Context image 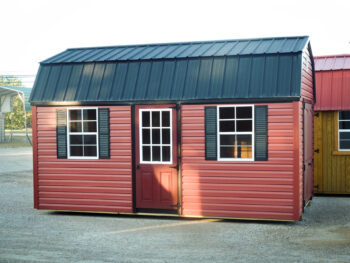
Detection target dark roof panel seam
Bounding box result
[96,63,108,100]
[144,61,154,99]
[73,64,87,101]
[131,62,142,100]
[51,65,64,101]
[107,63,119,99]
[274,55,281,97]
[62,65,74,101]
[155,61,165,98]
[218,56,229,98]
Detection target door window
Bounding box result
[140,109,172,163]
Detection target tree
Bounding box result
[0,75,32,130]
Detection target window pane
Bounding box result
[162,111,170,127]
[220,135,235,145]
[84,146,97,156]
[237,135,252,146]
[339,140,350,150]
[237,146,252,158]
[340,132,350,140]
[339,121,350,129]
[142,129,150,144]
[152,129,160,144]
[143,146,150,161]
[142,112,150,127]
[70,135,82,144]
[70,122,82,132]
[236,107,252,119]
[84,135,96,145]
[162,146,171,162]
[237,120,252,132]
[339,111,350,120]
[220,146,235,158]
[70,146,83,156]
[162,129,170,144]
[83,109,96,120]
[220,107,235,119]
[152,146,161,161]
[152,111,160,127]
[220,121,235,132]
[83,121,97,132]
[69,110,81,121]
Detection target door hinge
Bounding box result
[315,112,319,117]
[170,165,178,169]
[303,164,306,171]
[314,185,320,189]
[314,149,319,153]
[170,203,180,208]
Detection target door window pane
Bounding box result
[162,129,170,144]
[142,129,150,144]
[339,111,350,120]
[162,111,170,127]
[152,146,161,161]
[143,146,151,161]
[152,112,160,127]
[162,146,171,162]
[339,121,350,129]
[152,129,160,144]
[142,112,150,127]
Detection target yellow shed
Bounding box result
[314,55,350,194]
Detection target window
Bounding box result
[140,109,172,163]
[217,105,254,161]
[67,108,98,158]
[339,111,350,151]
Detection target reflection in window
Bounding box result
[218,106,253,160]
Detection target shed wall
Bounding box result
[180,102,301,221]
[301,48,314,102]
[33,105,133,212]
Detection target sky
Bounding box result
[0,0,349,87]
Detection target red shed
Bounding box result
[30,36,315,221]
[314,55,350,194]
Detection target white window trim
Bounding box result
[338,111,350,151]
[67,107,99,159]
[217,105,255,161]
[139,108,173,164]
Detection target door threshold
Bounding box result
[136,208,178,215]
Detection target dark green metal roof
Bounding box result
[30,36,310,104]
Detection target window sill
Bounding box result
[332,151,350,156]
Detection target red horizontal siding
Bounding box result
[34,106,132,213]
[181,103,299,220]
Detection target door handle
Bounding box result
[170,165,177,169]
[308,162,312,166]
[136,165,140,169]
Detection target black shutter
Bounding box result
[255,106,268,161]
[56,109,67,159]
[98,108,110,159]
[205,106,217,160]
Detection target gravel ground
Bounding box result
[0,147,349,263]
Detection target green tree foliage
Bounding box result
[0,75,32,129]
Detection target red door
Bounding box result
[303,103,313,205]
[135,105,178,211]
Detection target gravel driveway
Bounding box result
[0,147,349,263]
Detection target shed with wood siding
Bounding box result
[30,36,315,221]
[314,55,350,194]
